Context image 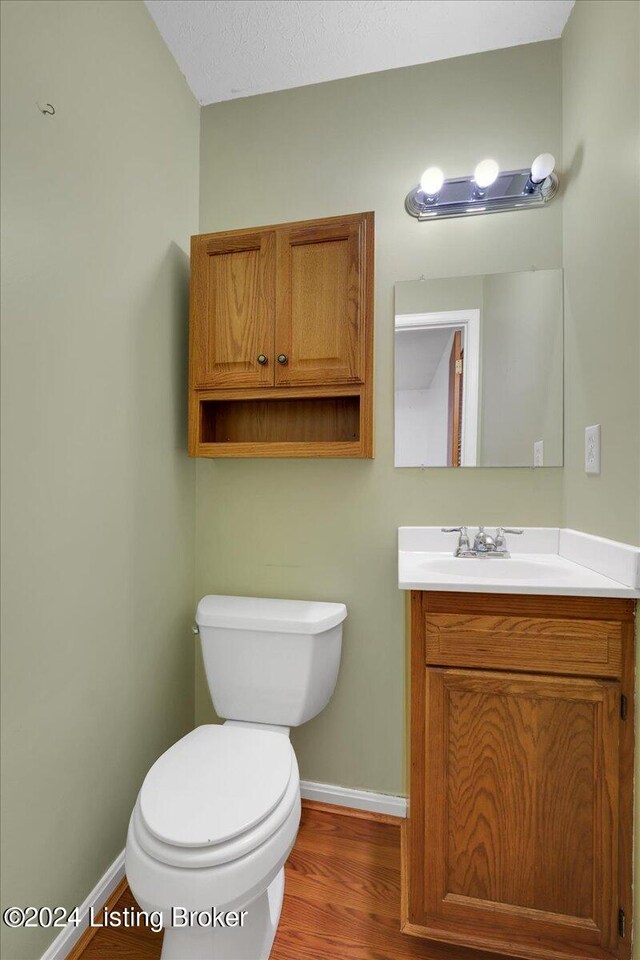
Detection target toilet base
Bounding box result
[160,868,285,960]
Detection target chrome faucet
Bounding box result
[473,526,496,553]
[441,526,471,557]
[442,526,524,558]
[494,527,524,555]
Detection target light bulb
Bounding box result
[420,166,444,197]
[474,158,500,189]
[530,152,555,184]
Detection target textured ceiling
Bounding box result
[145,0,575,106]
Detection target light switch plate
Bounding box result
[585,424,601,474]
[533,440,544,467]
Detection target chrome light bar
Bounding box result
[405,163,559,221]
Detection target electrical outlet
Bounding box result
[533,440,544,467]
[585,424,601,474]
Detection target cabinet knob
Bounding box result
[257,354,268,365]
[277,354,288,365]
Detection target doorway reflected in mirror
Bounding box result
[394,270,563,468]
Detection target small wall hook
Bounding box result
[37,102,55,116]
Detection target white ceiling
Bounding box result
[145,0,575,106]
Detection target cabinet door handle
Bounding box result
[277,354,288,365]
[257,354,268,365]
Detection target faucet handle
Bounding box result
[442,526,469,540]
[442,526,470,554]
[494,527,523,553]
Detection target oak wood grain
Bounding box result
[188,212,374,458]
[195,438,364,458]
[421,668,620,957]
[191,230,275,389]
[439,670,615,921]
[77,886,162,960]
[65,877,129,960]
[192,383,370,402]
[405,590,635,960]
[425,612,623,678]
[446,330,463,467]
[275,217,365,386]
[300,798,403,826]
[200,395,360,444]
[617,619,635,960]
[422,590,635,623]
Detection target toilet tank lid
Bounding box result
[196,595,347,634]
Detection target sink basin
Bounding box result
[417,556,574,582]
[398,527,640,597]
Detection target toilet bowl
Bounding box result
[126,595,346,960]
[127,723,300,960]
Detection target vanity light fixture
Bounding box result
[524,152,556,194]
[419,166,445,200]
[473,158,500,194]
[405,153,558,220]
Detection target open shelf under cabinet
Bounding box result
[191,392,371,458]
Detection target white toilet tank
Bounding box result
[195,595,346,726]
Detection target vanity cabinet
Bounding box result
[404,591,635,960]
[188,212,374,457]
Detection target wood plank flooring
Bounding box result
[75,803,500,960]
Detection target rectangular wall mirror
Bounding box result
[394,269,563,467]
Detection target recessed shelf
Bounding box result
[199,395,361,449]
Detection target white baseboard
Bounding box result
[40,850,125,960]
[300,779,407,818]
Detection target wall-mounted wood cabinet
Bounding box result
[189,212,374,457]
[403,591,635,960]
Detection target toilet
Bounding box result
[125,595,346,960]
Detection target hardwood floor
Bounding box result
[74,802,500,960]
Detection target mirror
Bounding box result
[394,269,563,467]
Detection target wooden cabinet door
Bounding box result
[191,230,275,388]
[274,214,371,386]
[422,667,620,957]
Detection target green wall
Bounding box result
[196,40,565,794]
[480,269,564,467]
[3,4,640,958]
[561,2,640,952]
[562,0,640,543]
[0,2,199,957]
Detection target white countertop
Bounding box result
[398,527,640,598]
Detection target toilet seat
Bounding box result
[133,725,300,869]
